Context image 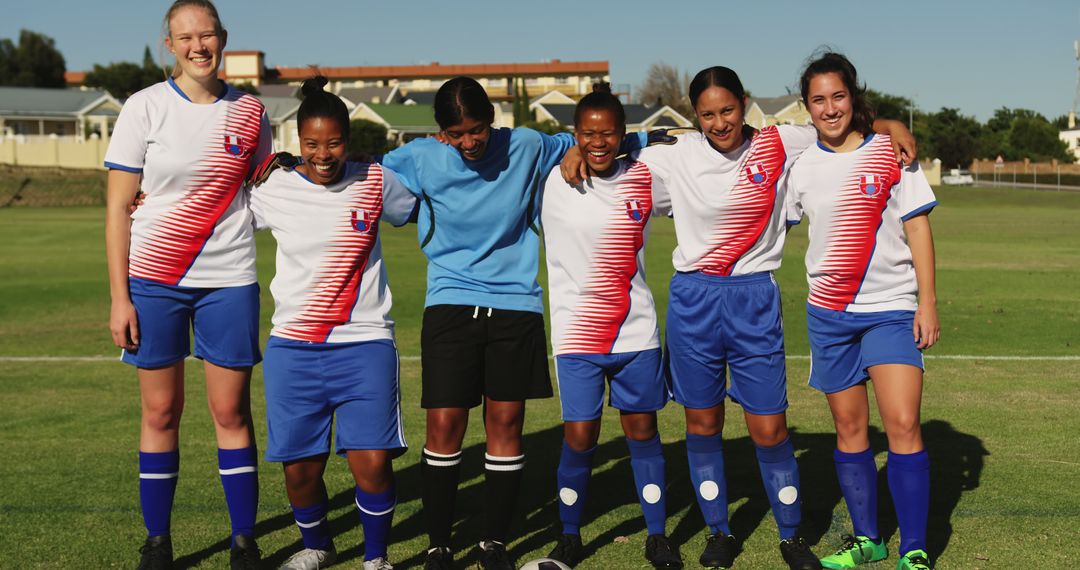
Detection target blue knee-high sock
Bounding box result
[834,448,879,540]
[556,441,595,535]
[218,447,259,544]
[888,450,929,555]
[627,434,668,536]
[291,501,333,551]
[755,437,802,540]
[685,432,729,536]
[356,485,395,561]
[139,450,180,538]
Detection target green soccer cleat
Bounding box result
[820,535,887,569]
[896,549,930,570]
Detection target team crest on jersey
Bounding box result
[624,199,647,222]
[745,162,769,185]
[350,208,374,233]
[860,175,884,197]
[223,134,246,157]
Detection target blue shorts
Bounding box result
[806,304,924,394]
[554,348,668,421]
[122,277,261,369]
[263,336,407,462]
[664,271,788,415]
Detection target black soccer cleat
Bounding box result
[476,540,515,570]
[424,546,456,570]
[779,536,823,570]
[136,535,173,570]
[644,534,683,569]
[547,533,584,567]
[229,534,261,570]
[699,533,736,569]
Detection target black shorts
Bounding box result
[420,304,553,409]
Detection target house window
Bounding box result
[554,77,568,85]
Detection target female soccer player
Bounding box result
[378,77,648,570]
[785,53,937,570]
[104,1,270,567]
[562,66,916,570]
[249,76,415,570]
[540,84,680,569]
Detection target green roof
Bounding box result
[364,103,438,130]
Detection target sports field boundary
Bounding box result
[3,354,1079,363]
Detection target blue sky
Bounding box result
[5,0,1079,121]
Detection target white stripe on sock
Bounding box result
[484,454,526,472]
[295,517,325,529]
[139,472,179,479]
[424,457,461,467]
[485,462,525,472]
[484,453,525,462]
[219,466,257,476]
[355,498,396,516]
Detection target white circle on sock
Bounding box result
[559,487,579,506]
[778,485,798,505]
[699,480,720,501]
[642,484,662,504]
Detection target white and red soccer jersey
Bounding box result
[785,134,938,312]
[635,125,817,276]
[104,79,273,288]
[541,160,661,355]
[250,162,417,344]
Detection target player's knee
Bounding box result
[749,423,788,447]
[208,402,250,431]
[685,413,723,436]
[833,414,868,442]
[884,413,922,444]
[142,401,182,433]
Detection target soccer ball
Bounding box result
[518,558,572,570]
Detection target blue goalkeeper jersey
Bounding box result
[383,127,645,313]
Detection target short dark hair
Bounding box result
[297,75,350,140]
[433,77,495,130]
[799,51,874,136]
[574,82,625,130]
[688,66,745,110]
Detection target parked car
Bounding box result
[942,168,975,185]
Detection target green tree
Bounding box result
[348,119,389,156]
[514,77,531,125]
[865,89,912,122]
[927,108,981,169]
[1009,116,1073,162]
[0,30,66,87]
[84,45,165,99]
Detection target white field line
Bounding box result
[2,354,1079,363]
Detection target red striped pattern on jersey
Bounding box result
[557,161,652,354]
[693,126,786,276]
[808,137,901,310]
[129,93,265,285]
[275,166,385,342]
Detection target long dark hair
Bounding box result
[688,66,745,110]
[799,52,874,136]
[297,75,350,140]
[574,82,625,129]
[433,77,495,130]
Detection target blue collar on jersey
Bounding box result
[816,132,875,153]
[167,76,228,104]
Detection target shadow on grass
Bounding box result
[174,419,985,568]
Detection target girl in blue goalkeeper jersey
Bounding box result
[379,77,649,570]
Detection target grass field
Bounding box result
[1,186,1078,569]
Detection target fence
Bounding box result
[971,161,1080,192]
[0,135,108,170]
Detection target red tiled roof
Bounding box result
[270,60,608,81]
[64,71,86,85]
